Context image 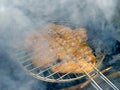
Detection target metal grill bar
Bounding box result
[91,82,103,90]
[80,65,103,90]
[90,63,119,90]
[24,63,33,67]
[45,70,60,78]
[36,64,57,75]
[48,30,119,89]
[57,72,72,80]
[15,46,45,60]
[47,70,54,79]
[16,28,119,90]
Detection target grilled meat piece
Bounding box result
[25,23,96,73]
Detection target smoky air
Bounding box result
[0,0,120,90]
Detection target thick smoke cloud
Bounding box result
[0,0,118,47]
[0,0,120,90]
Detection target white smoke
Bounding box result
[96,0,116,20]
[0,0,119,90]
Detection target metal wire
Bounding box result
[18,49,119,90]
[16,27,119,90]
[82,69,103,90]
[47,29,119,90]
[90,63,119,90]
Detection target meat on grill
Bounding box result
[24,24,96,73]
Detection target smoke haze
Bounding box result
[0,0,120,90]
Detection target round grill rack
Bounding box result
[15,47,104,83]
[13,23,119,90]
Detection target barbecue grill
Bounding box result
[14,23,119,90]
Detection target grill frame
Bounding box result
[16,48,104,83]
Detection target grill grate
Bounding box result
[15,48,87,82]
[14,23,119,90]
[15,48,119,90]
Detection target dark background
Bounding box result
[0,0,120,90]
